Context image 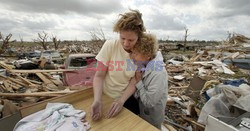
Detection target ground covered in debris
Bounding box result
[1,33,250,131]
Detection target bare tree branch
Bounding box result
[51,34,61,50]
[183,27,189,52]
[0,32,16,54]
[19,34,24,43]
[89,23,106,42]
[36,31,49,50]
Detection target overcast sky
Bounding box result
[0,0,250,41]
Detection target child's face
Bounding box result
[131,50,150,66]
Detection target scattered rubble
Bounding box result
[1,33,250,130]
[163,33,250,131]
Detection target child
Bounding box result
[131,33,168,129]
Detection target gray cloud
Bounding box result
[0,17,19,31]
[0,0,123,15]
[211,0,250,18]
[146,13,186,31]
[158,0,199,6]
[21,19,59,32]
[0,14,59,33]
[1,0,250,41]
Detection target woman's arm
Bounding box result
[106,77,137,118]
[120,77,137,103]
[136,72,167,108]
[91,61,108,120]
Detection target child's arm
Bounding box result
[136,73,167,108]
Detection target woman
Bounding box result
[131,33,168,129]
[91,9,146,120]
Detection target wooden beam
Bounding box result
[0,92,60,97]
[42,73,63,86]
[0,91,75,97]
[170,86,189,89]
[36,73,58,90]
[11,69,76,73]
[15,74,39,88]
[182,116,205,129]
[0,75,27,87]
[0,61,15,70]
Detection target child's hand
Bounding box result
[135,71,143,83]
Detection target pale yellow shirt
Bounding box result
[96,40,136,99]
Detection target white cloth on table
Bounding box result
[14,103,90,131]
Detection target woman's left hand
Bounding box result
[135,71,143,83]
[106,99,125,118]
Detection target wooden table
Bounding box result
[19,88,158,131]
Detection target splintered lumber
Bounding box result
[3,80,14,92]
[170,86,189,89]
[190,53,203,62]
[169,80,182,86]
[0,90,75,97]
[0,61,15,70]
[0,75,26,87]
[3,80,22,90]
[11,69,76,73]
[164,118,190,131]
[21,79,42,85]
[0,85,7,91]
[35,73,58,90]
[15,74,39,88]
[163,123,177,131]
[0,92,61,97]
[42,73,63,86]
[181,116,205,129]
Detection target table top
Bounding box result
[20,88,158,131]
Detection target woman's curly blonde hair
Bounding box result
[113,9,146,37]
[133,33,158,58]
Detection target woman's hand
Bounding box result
[106,99,125,118]
[91,101,102,121]
[135,71,143,83]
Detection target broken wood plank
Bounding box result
[15,78,42,85]
[163,123,177,131]
[169,80,182,86]
[23,79,42,85]
[11,69,76,73]
[42,73,63,86]
[36,73,54,85]
[190,53,203,62]
[36,73,58,91]
[0,92,60,97]
[15,74,39,88]
[182,116,205,129]
[0,75,27,87]
[170,86,189,89]
[0,85,7,92]
[164,117,190,131]
[4,80,22,90]
[0,61,15,70]
[3,80,14,92]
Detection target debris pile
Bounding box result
[163,34,250,130]
[0,33,250,130]
[0,61,77,119]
